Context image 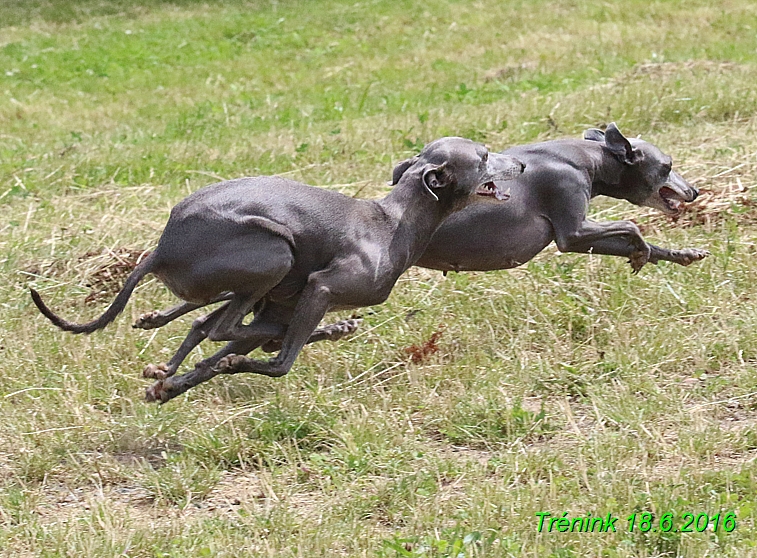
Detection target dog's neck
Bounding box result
[589,146,632,201]
[377,172,460,272]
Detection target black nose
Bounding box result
[691,187,699,200]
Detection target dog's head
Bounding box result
[584,123,698,214]
[390,137,525,205]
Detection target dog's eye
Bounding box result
[481,152,488,163]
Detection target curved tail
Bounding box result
[30,252,158,334]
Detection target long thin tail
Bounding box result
[30,252,158,334]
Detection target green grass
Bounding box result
[2,0,757,555]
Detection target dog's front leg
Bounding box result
[647,244,710,267]
[555,219,651,273]
[260,317,362,352]
[145,336,271,403]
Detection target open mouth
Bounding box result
[659,186,684,212]
[476,181,510,201]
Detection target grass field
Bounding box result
[2,0,757,555]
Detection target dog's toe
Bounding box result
[629,254,648,274]
[629,245,652,274]
[678,248,710,266]
[335,318,362,338]
[143,362,169,380]
[345,318,363,331]
[145,380,168,403]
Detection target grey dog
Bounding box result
[31,137,524,403]
[419,123,708,273]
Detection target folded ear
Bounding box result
[421,162,449,201]
[604,122,642,165]
[389,156,419,185]
[583,128,606,142]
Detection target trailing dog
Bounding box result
[31,137,524,403]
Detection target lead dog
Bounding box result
[31,137,524,403]
[419,123,708,273]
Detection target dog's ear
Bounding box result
[420,162,449,201]
[389,156,419,186]
[604,122,643,165]
[583,128,605,142]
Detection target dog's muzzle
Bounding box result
[476,153,525,201]
[667,171,698,201]
[653,171,698,213]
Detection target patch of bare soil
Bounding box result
[32,468,331,527]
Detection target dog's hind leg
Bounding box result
[148,275,337,402]
[133,292,233,330]
[214,273,338,379]
[144,297,299,401]
[142,301,232,380]
[142,305,359,380]
[144,293,294,382]
[135,297,359,355]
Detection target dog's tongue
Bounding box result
[660,186,682,210]
[494,185,510,201]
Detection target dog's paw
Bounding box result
[328,318,363,339]
[261,318,364,353]
[133,311,167,330]
[215,354,247,373]
[675,248,710,266]
[629,246,651,274]
[143,362,169,380]
[145,380,169,403]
